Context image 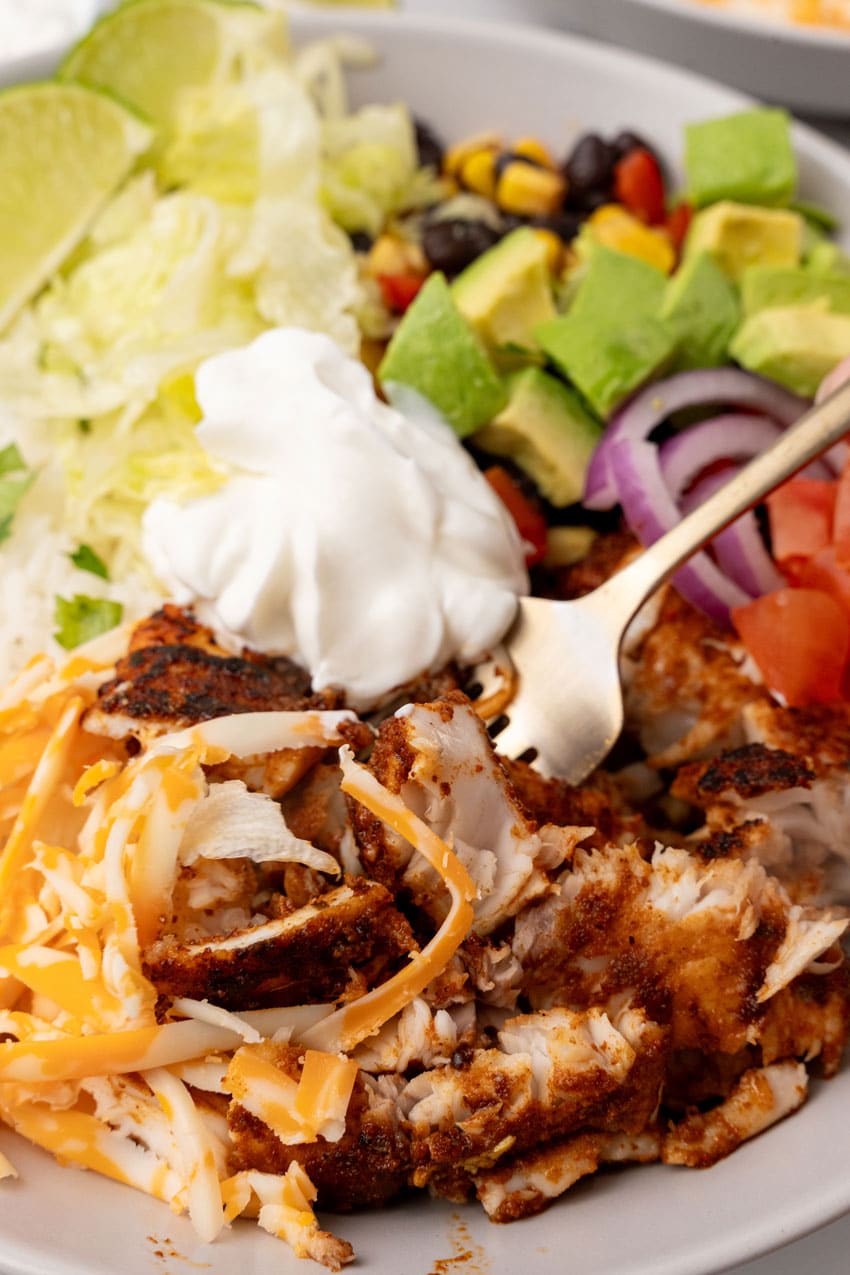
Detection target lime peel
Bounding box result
[0,81,153,333]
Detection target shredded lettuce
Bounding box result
[0,31,427,589]
[0,444,34,545]
[320,104,418,236]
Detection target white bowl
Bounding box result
[2,11,850,1275]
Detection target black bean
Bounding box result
[563,133,616,207]
[421,217,501,275]
[530,210,584,242]
[414,117,445,171]
[348,230,373,253]
[611,130,656,162]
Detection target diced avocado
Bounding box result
[741,266,850,317]
[473,366,602,507]
[807,241,850,277]
[730,304,850,396]
[684,107,797,208]
[535,244,675,419]
[378,272,506,438]
[451,227,556,362]
[685,201,803,281]
[661,250,740,369]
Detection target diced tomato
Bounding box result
[377,272,426,314]
[732,587,849,706]
[766,478,836,567]
[795,545,850,619]
[665,201,693,255]
[613,148,666,225]
[833,457,850,569]
[484,465,548,567]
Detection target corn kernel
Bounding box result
[444,132,501,179]
[459,149,498,200]
[512,137,555,169]
[496,162,565,218]
[588,204,676,274]
[543,526,598,568]
[368,234,426,278]
[531,228,564,274]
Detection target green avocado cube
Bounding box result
[378,272,506,438]
[684,107,797,208]
[473,366,602,507]
[685,201,803,281]
[535,245,675,419]
[806,241,850,277]
[661,250,740,369]
[451,227,556,363]
[741,266,850,317]
[730,304,850,397]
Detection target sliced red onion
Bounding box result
[682,466,785,598]
[815,357,850,473]
[608,435,752,625]
[679,464,736,515]
[816,354,850,404]
[659,414,781,497]
[660,411,831,491]
[583,368,810,511]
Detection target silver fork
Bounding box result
[486,377,850,783]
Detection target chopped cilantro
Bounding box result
[54,595,123,650]
[69,543,109,580]
[0,444,34,546]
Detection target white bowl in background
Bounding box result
[505,0,850,117]
[2,11,850,1275]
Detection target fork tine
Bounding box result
[484,713,536,764]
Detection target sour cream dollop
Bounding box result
[142,328,528,708]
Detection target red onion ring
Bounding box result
[608,434,752,624]
[681,466,785,598]
[659,414,782,496]
[583,368,809,511]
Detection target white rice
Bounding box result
[0,455,160,678]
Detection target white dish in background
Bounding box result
[401,0,850,117]
[548,0,850,117]
[2,10,850,1275]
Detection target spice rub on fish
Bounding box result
[145,877,418,1010]
[4,606,850,1267]
[83,605,371,798]
[85,604,346,744]
[672,703,850,903]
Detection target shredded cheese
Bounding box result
[0,1018,252,1083]
[2,1101,182,1202]
[301,748,476,1054]
[225,1046,358,1144]
[221,1165,353,1268]
[145,1067,224,1244]
[0,696,85,943]
[0,944,126,1029]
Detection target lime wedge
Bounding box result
[0,82,152,333]
[59,0,285,136]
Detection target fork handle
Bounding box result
[593,375,850,627]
